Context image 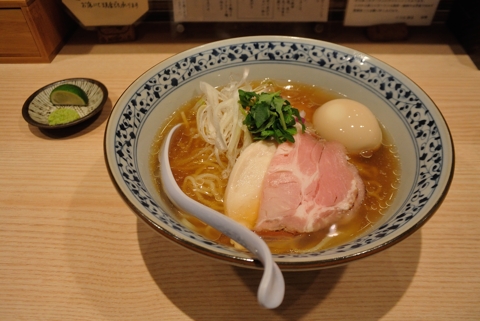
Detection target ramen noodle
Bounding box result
[150,78,401,254]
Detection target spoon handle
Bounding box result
[160,124,285,309]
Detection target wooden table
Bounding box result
[1,24,479,320]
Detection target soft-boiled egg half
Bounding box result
[313,98,383,155]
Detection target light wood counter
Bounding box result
[1,24,479,320]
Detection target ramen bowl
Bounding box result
[104,36,454,271]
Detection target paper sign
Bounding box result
[62,0,149,27]
[173,0,330,22]
[344,0,441,26]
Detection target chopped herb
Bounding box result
[238,89,306,143]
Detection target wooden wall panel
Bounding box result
[0,9,40,57]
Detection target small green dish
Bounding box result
[22,78,108,129]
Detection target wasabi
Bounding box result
[48,108,80,125]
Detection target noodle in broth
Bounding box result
[150,79,401,254]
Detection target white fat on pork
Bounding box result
[224,140,277,229]
[254,133,365,234]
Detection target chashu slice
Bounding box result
[255,133,365,234]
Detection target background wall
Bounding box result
[143,0,455,24]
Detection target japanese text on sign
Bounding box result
[344,0,440,26]
[80,1,139,8]
[62,0,148,27]
[173,0,329,22]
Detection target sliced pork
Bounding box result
[254,133,365,234]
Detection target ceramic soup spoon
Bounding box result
[160,124,285,309]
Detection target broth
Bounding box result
[150,79,401,253]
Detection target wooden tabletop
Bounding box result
[1,24,479,320]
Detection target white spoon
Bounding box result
[160,123,285,309]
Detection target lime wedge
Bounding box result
[50,84,89,106]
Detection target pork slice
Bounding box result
[254,133,365,234]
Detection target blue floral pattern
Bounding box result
[112,40,445,261]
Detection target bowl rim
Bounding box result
[104,35,455,270]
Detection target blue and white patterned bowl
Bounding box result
[104,36,454,271]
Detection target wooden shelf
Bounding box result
[0,0,75,63]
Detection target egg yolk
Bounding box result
[312,99,382,155]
